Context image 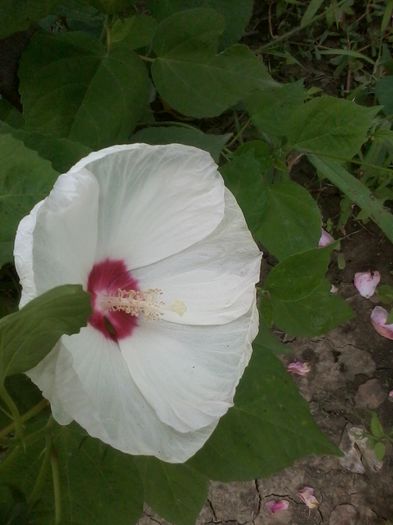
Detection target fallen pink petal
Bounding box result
[265,500,289,513]
[370,306,393,341]
[287,361,311,376]
[297,486,319,509]
[354,271,381,298]
[318,228,335,247]
[388,390,393,400]
[330,284,339,294]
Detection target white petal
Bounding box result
[29,326,218,463]
[318,228,334,247]
[14,201,44,307]
[28,170,100,295]
[119,304,258,433]
[134,190,261,325]
[70,143,225,268]
[354,271,380,298]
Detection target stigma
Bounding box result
[101,288,187,320]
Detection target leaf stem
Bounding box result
[0,384,22,438]
[50,443,62,525]
[28,436,51,506]
[0,398,48,441]
[138,54,155,62]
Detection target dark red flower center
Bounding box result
[87,259,139,341]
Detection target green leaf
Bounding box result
[111,14,158,49]
[0,285,90,383]
[221,143,271,232]
[147,0,254,47]
[135,457,208,525]
[310,155,393,244]
[374,441,386,461]
[253,327,291,354]
[246,81,305,139]
[269,279,353,336]
[377,284,393,304]
[287,96,378,158]
[0,0,60,39]
[264,246,333,301]
[0,423,144,525]
[189,345,337,481]
[0,122,90,173]
[370,413,384,438]
[131,125,230,162]
[19,31,149,149]
[301,0,324,27]
[375,76,393,116]
[151,8,274,118]
[255,180,322,260]
[0,134,58,267]
[87,0,136,13]
[0,100,24,129]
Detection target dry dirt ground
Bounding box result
[138,225,393,524]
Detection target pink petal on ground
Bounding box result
[330,284,338,294]
[265,500,289,513]
[354,271,381,298]
[287,361,311,376]
[388,390,393,400]
[318,229,335,247]
[370,306,393,340]
[297,486,319,509]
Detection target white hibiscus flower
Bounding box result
[14,144,261,463]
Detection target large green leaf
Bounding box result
[287,96,378,158]
[221,142,271,233]
[111,14,158,49]
[255,180,322,260]
[310,155,393,244]
[19,31,149,149]
[189,345,337,481]
[151,8,274,118]
[375,75,393,116]
[0,285,90,383]
[87,0,136,13]
[268,279,353,336]
[264,246,332,301]
[0,134,58,267]
[0,122,90,173]
[0,0,59,39]
[131,125,230,162]
[0,423,144,525]
[246,81,305,138]
[263,247,353,336]
[147,0,254,47]
[135,457,208,525]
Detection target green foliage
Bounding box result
[151,8,273,117]
[286,96,378,159]
[111,15,158,49]
[131,125,230,162]
[189,345,338,481]
[0,285,90,383]
[0,0,60,39]
[256,180,322,260]
[0,134,58,267]
[376,76,393,116]
[147,0,254,48]
[0,423,144,524]
[0,122,90,173]
[263,248,353,336]
[310,156,393,244]
[19,31,149,149]
[135,457,208,525]
[221,143,270,232]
